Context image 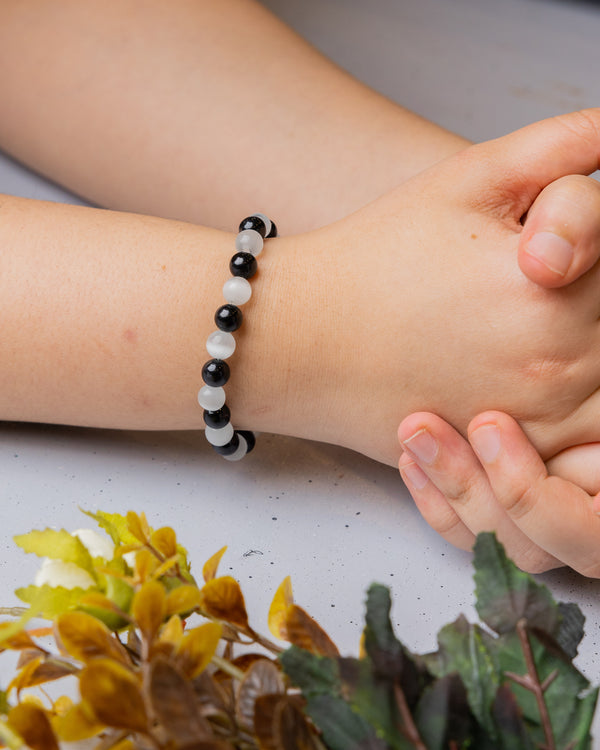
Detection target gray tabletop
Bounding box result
[1,0,600,737]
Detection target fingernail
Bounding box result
[524,231,574,276]
[401,460,429,490]
[402,428,438,464]
[470,424,501,463]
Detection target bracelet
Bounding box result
[198,214,277,460]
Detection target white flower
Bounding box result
[72,528,114,560]
[34,528,114,590]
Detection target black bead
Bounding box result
[266,220,278,239]
[215,304,243,332]
[202,359,230,387]
[239,215,267,238]
[229,251,258,279]
[238,430,256,454]
[203,404,231,428]
[212,432,241,456]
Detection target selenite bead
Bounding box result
[202,358,230,387]
[198,385,226,410]
[223,276,252,306]
[239,215,267,238]
[253,213,272,238]
[203,405,231,428]
[215,304,243,332]
[230,252,258,279]
[223,432,249,461]
[265,218,277,238]
[235,229,263,257]
[212,431,240,456]
[205,422,235,447]
[206,330,236,359]
[237,429,256,454]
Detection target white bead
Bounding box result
[254,213,272,238]
[206,330,236,359]
[223,433,248,461]
[223,277,252,306]
[235,229,263,256]
[198,385,226,410]
[205,423,235,446]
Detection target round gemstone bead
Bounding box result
[206,330,236,359]
[198,385,226,411]
[212,431,241,456]
[230,252,258,279]
[223,432,249,461]
[265,218,277,238]
[239,215,267,238]
[205,422,235,447]
[253,213,272,238]
[237,429,256,454]
[203,404,231,428]
[235,229,263,257]
[215,304,243,332]
[223,276,252,306]
[202,358,230,387]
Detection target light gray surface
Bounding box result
[1,0,600,737]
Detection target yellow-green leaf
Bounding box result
[150,527,177,559]
[13,529,95,578]
[176,622,222,679]
[0,719,24,750]
[54,612,129,664]
[131,580,166,641]
[7,703,59,750]
[202,546,227,583]
[15,585,92,619]
[79,659,147,733]
[53,701,105,742]
[81,509,139,546]
[268,576,294,641]
[133,548,158,582]
[126,511,151,544]
[200,576,249,629]
[166,584,201,617]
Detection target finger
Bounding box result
[547,442,600,495]
[469,411,600,578]
[398,413,558,571]
[519,175,600,287]
[457,108,600,218]
[398,449,476,551]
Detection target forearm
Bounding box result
[0,0,468,233]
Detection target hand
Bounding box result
[294,109,600,465]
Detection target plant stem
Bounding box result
[394,683,427,750]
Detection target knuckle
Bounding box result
[554,108,600,146]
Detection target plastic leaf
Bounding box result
[414,674,475,750]
[53,701,105,742]
[254,693,321,750]
[81,509,140,546]
[7,656,76,694]
[133,548,158,582]
[556,601,585,659]
[200,576,249,629]
[78,591,131,631]
[202,546,227,583]
[236,658,285,727]
[284,604,339,657]
[15,584,92,619]
[0,720,24,750]
[131,580,166,641]
[176,622,222,679]
[304,694,387,750]
[159,614,184,648]
[473,533,559,635]
[54,611,129,664]
[268,576,294,640]
[280,646,340,699]
[150,526,177,559]
[166,584,201,616]
[491,686,535,750]
[14,529,95,579]
[149,657,211,742]
[79,659,148,733]
[7,703,59,750]
[126,511,151,544]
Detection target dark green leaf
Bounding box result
[433,615,500,738]
[280,645,340,699]
[305,694,387,750]
[473,533,559,635]
[491,685,535,750]
[556,601,585,659]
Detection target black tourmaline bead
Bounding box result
[203,404,231,428]
[215,304,243,332]
[229,251,258,279]
[202,359,230,387]
[266,220,278,239]
[238,430,256,454]
[212,432,241,456]
[238,215,267,238]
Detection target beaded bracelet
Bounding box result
[197,214,277,460]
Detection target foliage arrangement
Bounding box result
[0,510,597,750]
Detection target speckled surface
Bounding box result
[1,0,600,737]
